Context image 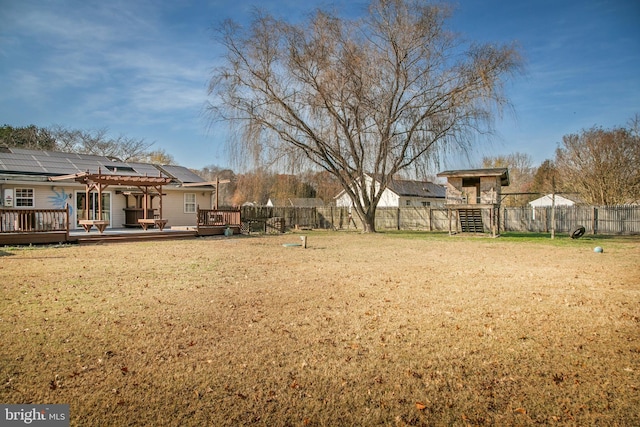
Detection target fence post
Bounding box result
[330,206,338,230]
[592,206,598,235]
[397,208,401,230]
[502,207,507,232]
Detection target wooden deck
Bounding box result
[70,227,198,244]
[1,206,243,245]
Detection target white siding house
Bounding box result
[334,175,445,208]
[0,147,215,230]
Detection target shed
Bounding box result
[436,168,510,236]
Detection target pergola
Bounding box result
[50,169,173,232]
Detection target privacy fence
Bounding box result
[240,205,640,235]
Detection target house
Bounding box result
[436,168,510,235]
[0,147,217,231]
[334,175,445,208]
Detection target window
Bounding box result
[15,188,34,207]
[422,201,431,207]
[184,193,196,213]
[405,200,411,206]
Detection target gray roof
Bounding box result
[156,164,205,184]
[437,168,510,186]
[0,147,205,184]
[334,175,446,199]
[387,179,446,198]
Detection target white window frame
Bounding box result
[15,188,35,207]
[184,193,196,213]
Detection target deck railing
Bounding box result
[1,208,70,233]
[197,207,241,227]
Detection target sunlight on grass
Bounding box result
[1,234,639,426]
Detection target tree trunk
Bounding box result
[362,213,376,233]
[358,206,376,233]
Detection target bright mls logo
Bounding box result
[1,405,69,426]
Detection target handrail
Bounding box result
[197,207,241,227]
[0,208,70,234]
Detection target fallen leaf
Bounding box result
[514,407,527,414]
[415,402,427,410]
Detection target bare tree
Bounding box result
[197,165,238,206]
[49,125,153,162]
[531,159,561,196]
[482,152,534,205]
[555,122,640,205]
[135,149,176,165]
[208,0,522,231]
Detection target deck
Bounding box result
[0,207,242,245]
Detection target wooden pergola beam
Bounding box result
[50,170,174,228]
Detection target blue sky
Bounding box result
[1,0,638,171]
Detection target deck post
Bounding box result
[85,186,90,220]
[65,204,70,242]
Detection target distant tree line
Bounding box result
[482,114,640,206]
[195,166,343,207]
[3,114,637,208]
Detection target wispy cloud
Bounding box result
[1,0,213,129]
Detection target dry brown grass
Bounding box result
[1,232,639,426]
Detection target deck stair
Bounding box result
[458,208,484,233]
[73,229,197,244]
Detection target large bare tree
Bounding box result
[208,0,522,231]
[482,152,534,206]
[50,125,153,162]
[555,121,640,205]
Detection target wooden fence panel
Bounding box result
[316,207,364,230]
[375,208,399,230]
[399,207,431,230]
[595,205,640,234]
[240,205,640,235]
[501,205,640,235]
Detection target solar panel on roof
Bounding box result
[158,165,205,183]
[42,151,73,158]
[129,164,163,176]
[1,158,44,174]
[0,148,202,180]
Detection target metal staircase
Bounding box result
[458,208,484,233]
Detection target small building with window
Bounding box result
[436,168,510,235]
[0,147,216,231]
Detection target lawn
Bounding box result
[1,232,639,426]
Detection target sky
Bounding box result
[1,0,638,171]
